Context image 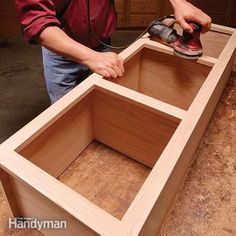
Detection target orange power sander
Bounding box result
[147,16,203,60]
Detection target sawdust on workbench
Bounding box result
[158,72,236,236]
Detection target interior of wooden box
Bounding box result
[17,88,181,219]
[201,31,230,58]
[109,48,212,110]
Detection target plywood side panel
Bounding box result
[18,93,94,178]
[8,175,97,236]
[139,45,236,236]
[107,52,141,90]
[0,169,20,217]
[93,90,180,167]
[139,48,211,110]
[0,149,121,236]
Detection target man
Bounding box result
[15,0,211,104]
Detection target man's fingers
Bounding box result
[202,15,212,33]
[115,56,124,77]
[177,17,193,33]
[106,67,118,79]
[107,55,124,78]
[189,11,212,33]
[113,65,123,78]
[99,69,110,78]
[97,63,123,79]
[118,56,124,73]
[87,51,125,79]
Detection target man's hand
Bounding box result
[39,27,125,79]
[170,0,212,33]
[82,51,124,79]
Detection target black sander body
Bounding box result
[148,20,203,60]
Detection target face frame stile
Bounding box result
[0,23,236,236]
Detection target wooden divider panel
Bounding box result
[93,89,180,167]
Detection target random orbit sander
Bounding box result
[148,16,203,60]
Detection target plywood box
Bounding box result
[0,24,236,236]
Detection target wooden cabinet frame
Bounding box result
[0,24,235,236]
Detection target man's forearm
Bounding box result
[39,26,124,79]
[39,26,95,64]
[170,0,187,7]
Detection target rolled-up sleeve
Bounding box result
[15,0,61,43]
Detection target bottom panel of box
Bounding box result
[58,140,151,220]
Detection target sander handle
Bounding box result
[188,22,202,33]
